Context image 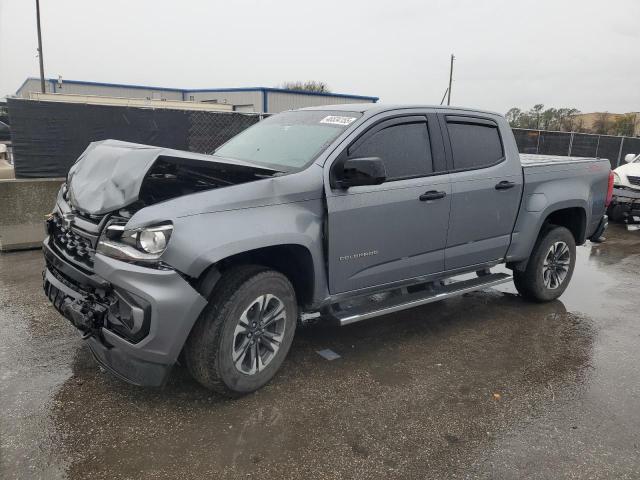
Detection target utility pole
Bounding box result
[439,88,449,106]
[447,54,455,106]
[35,0,46,93]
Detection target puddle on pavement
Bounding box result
[2,224,639,478]
[43,291,599,479]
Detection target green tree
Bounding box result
[540,107,557,130]
[505,105,581,131]
[280,81,331,93]
[531,104,545,129]
[559,108,580,131]
[505,108,522,126]
[612,114,637,137]
[593,112,611,135]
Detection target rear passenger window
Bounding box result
[348,122,433,180]
[447,121,504,170]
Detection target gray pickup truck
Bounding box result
[43,104,612,396]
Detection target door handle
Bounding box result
[419,190,447,201]
[495,181,516,190]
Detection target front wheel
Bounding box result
[185,266,297,397]
[513,226,576,302]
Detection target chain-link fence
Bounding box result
[9,96,640,178]
[7,98,265,177]
[512,128,640,169]
[188,111,262,154]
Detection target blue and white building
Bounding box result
[15,78,379,114]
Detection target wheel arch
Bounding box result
[194,244,317,308]
[544,206,587,245]
[508,203,587,272]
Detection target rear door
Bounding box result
[440,115,523,270]
[326,113,451,294]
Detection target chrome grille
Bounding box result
[627,176,640,187]
[48,213,98,271]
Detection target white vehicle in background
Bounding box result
[0,144,15,180]
[608,153,640,223]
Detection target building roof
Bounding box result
[16,77,379,101]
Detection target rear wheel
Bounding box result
[513,226,576,302]
[185,265,297,397]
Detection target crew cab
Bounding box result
[42,104,612,396]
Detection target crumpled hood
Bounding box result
[127,163,324,228]
[614,161,640,178]
[66,139,275,215]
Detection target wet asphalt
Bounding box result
[1,224,639,479]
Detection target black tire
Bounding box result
[513,226,576,303]
[185,265,297,397]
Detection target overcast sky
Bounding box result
[1,0,638,114]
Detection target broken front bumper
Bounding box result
[43,238,207,387]
[608,187,640,220]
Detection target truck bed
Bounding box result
[520,154,608,167]
[506,153,611,264]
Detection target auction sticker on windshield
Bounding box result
[320,116,357,126]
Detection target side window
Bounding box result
[447,121,504,170]
[348,122,433,180]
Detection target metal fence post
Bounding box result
[536,130,541,154]
[568,132,575,156]
[595,135,601,158]
[616,137,625,168]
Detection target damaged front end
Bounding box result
[42,231,165,386]
[43,272,106,339]
[43,263,149,342]
[66,139,278,216]
[42,139,271,386]
[608,187,640,225]
[44,214,152,344]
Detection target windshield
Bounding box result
[214,110,362,171]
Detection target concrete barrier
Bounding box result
[0,178,64,251]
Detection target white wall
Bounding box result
[187,91,263,112]
[266,91,375,113]
[16,79,52,97]
[16,79,183,100]
[52,83,183,100]
[15,80,376,113]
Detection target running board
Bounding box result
[335,273,512,326]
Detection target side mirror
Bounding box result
[336,157,386,188]
[624,153,638,163]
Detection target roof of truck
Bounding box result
[300,103,503,117]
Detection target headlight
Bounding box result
[97,222,173,263]
[613,172,622,185]
[138,226,171,254]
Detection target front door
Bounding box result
[440,115,523,270]
[326,114,451,294]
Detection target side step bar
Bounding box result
[334,272,512,326]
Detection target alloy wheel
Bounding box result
[232,294,286,375]
[542,241,571,290]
